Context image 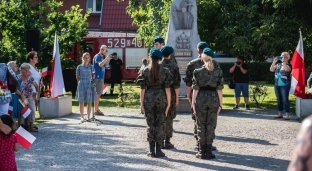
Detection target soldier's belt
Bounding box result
[199,87,216,90]
[147,86,163,89]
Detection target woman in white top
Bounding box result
[26,51,41,131]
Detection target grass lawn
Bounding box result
[35,81,297,125]
[70,82,296,113]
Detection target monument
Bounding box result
[165,0,201,97]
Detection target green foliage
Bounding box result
[0,0,89,70]
[124,0,312,65]
[116,84,140,107]
[219,62,274,83]
[249,84,269,108]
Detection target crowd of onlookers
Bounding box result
[0,51,41,170]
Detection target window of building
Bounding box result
[87,0,102,13]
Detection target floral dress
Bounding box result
[18,75,35,99]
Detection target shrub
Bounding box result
[117,84,140,107]
[249,84,269,108]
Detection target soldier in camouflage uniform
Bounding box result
[192,48,223,160]
[159,45,181,149]
[136,48,172,158]
[184,42,219,151]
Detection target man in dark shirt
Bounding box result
[109,52,123,95]
[229,56,250,110]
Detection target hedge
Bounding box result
[219,62,275,83]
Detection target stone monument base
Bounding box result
[177,97,191,113]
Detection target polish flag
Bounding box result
[8,105,13,116]
[15,126,36,150]
[290,31,306,99]
[21,106,31,118]
[102,84,108,94]
[41,67,48,77]
[50,32,65,98]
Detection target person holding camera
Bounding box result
[93,45,112,116]
[109,52,123,95]
[270,52,292,120]
[229,56,250,110]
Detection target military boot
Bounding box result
[147,141,156,157]
[155,142,166,158]
[211,145,217,151]
[195,144,206,159]
[206,144,216,160]
[163,137,174,149]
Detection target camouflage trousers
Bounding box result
[144,89,167,143]
[191,109,198,140]
[195,90,219,145]
[163,88,177,139]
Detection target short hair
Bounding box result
[100,45,107,50]
[19,63,31,70]
[237,56,245,61]
[7,61,17,68]
[142,59,147,62]
[153,37,164,44]
[281,52,290,59]
[26,51,37,62]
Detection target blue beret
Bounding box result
[153,37,164,44]
[203,48,215,57]
[149,48,163,60]
[197,42,209,50]
[160,45,174,57]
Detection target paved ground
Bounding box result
[16,108,301,171]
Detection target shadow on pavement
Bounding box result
[215,151,289,171]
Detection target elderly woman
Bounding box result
[18,63,39,132]
[7,61,25,125]
[26,51,41,129]
[76,52,96,122]
[270,52,292,120]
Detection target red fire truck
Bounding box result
[66,32,148,81]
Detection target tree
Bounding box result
[123,0,312,64]
[0,0,90,69]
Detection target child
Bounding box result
[0,115,19,171]
[0,117,12,134]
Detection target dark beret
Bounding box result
[160,45,174,57]
[149,48,163,60]
[197,42,209,50]
[203,48,215,57]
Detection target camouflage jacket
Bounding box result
[136,66,172,89]
[192,67,224,90]
[159,59,181,89]
[184,55,220,87]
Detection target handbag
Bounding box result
[228,78,236,89]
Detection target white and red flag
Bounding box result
[41,67,48,77]
[290,31,306,99]
[15,126,36,150]
[50,32,65,98]
[8,105,13,116]
[102,84,108,94]
[21,106,31,118]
